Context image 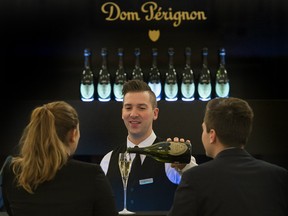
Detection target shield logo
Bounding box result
[148,30,160,42]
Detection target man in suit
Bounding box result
[100,80,198,212]
[168,97,288,216]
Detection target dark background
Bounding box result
[0,0,287,168]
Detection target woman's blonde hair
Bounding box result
[11,101,79,193]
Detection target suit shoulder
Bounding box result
[256,159,288,173]
[67,159,103,173]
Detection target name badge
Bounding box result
[139,178,153,185]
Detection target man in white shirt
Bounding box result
[100,80,197,212]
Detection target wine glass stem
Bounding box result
[123,185,128,210]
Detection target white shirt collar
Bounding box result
[127,131,156,148]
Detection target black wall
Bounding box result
[1,0,288,168]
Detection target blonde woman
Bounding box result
[2,101,118,216]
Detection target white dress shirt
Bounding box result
[100,131,198,184]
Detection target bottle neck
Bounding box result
[132,49,143,80]
[149,52,160,82]
[202,48,209,67]
[168,48,175,70]
[99,54,110,83]
[151,48,158,68]
[166,52,177,83]
[219,53,226,67]
[118,55,124,69]
[199,50,211,82]
[84,54,91,70]
[135,55,140,69]
[202,55,208,67]
[101,55,107,70]
[134,48,141,69]
[169,53,174,69]
[152,55,157,68]
[185,54,191,69]
[115,58,126,83]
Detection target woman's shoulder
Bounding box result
[66,159,103,173]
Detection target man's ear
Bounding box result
[209,129,216,144]
[153,108,159,120]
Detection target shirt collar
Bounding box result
[127,131,156,148]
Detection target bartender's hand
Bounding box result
[167,137,190,171]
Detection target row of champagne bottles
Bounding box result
[80,47,230,102]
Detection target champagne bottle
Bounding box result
[197,47,212,101]
[131,48,144,81]
[97,47,112,102]
[215,48,230,98]
[127,141,192,163]
[181,47,195,101]
[80,48,95,102]
[148,48,162,101]
[113,48,127,102]
[164,48,178,101]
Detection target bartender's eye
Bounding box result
[139,105,147,110]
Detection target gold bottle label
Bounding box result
[168,142,188,156]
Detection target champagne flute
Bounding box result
[118,152,135,215]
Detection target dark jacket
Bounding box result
[3,159,118,216]
[168,148,288,216]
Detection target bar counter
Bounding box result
[119,212,168,216]
[0,211,168,216]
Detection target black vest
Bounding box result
[106,137,178,211]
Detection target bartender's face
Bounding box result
[122,91,158,143]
